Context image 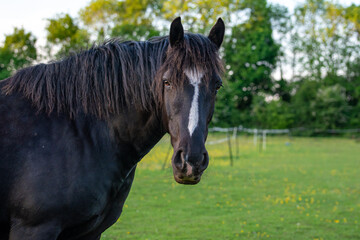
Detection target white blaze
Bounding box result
[185,69,204,136]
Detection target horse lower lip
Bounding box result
[174,176,200,185]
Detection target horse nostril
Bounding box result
[200,152,209,172]
[173,150,184,170]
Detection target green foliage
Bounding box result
[291,79,320,127]
[212,86,240,127]
[250,95,293,129]
[0,28,37,80]
[344,4,360,39]
[79,0,119,26]
[79,0,122,40]
[292,0,360,80]
[111,24,160,41]
[160,0,235,34]
[0,47,13,80]
[218,0,281,126]
[79,0,161,41]
[45,14,90,58]
[311,85,351,129]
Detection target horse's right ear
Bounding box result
[169,17,184,48]
[208,18,225,49]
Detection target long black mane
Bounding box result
[2,33,223,119]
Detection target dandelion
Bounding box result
[334,220,340,223]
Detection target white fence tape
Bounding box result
[209,126,360,134]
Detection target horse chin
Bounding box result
[173,175,201,185]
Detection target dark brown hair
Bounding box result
[2,34,223,119]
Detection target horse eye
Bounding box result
[164,80,171,87]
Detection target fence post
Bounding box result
[262,130,267,151]
[254,128,258,147]
[227,130,234,166]
[233,127,239,160]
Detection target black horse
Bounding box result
[0,17,225,239]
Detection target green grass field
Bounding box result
[101,135,360,240]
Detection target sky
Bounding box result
[0,0,90,44]
[0,0,359,45]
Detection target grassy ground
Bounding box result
[101,135,360,240]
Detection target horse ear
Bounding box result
[208,18,225,49]
[169,17,184,47]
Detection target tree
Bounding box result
[160,0,236,34]
[310,84,351,129]
[288,0,360,129]
[344,4,360,39]
[45,14,90,58]
[79,0,237,41]
[0,28,37,80]
[111,24,160,41]
[292,0,360,80]
[79,0,161,41]
[217,0,281,126]
[79,0,120,40]
[250,95,293,129]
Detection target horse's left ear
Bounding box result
[208,18,225,49]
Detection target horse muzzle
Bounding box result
[171,149,209,185]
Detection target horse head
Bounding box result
[158,17,225,185]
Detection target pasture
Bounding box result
[102,135,360,240]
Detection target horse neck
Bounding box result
[109,105,166,161]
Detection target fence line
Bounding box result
[208,126,291,150]
[162,126,360,168]
[209,126,360,134]
[208,126,360,166]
